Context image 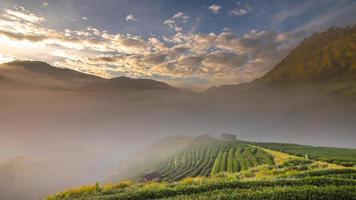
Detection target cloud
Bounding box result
[112,35,148,52]
[126,14,138,22]
[289,1,356,33]
[172,12,189,21]
[174,26,182,32]
[0,2,354,89]
[204,51,248,69]
[0,30,47,42]
[0,54,15,64]
[209,4,222,14]
[0,5,295,89]
[2,5,44,24]
[163,12,189,32]
[163,19,175,28]
[42,1,49,7]
[229,3,252,16]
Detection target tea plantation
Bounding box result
[47,138,356,200]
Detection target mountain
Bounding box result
[3,61,101,81]
[103,76,174,90]
[207,25,356,95]
[260,25,356,84]
[0,60,176,91]
[47,135,356,200]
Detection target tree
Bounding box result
[305,154,309,161]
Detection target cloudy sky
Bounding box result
[0,0,355,89]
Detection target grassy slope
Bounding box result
[47,138,356,200]
[254,142,356,166]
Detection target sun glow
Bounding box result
[0,54,15,64]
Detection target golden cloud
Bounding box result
[0,5,294,88]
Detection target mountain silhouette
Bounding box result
[0,60,176,91]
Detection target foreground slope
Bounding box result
[47,136,356,200]
[48,175,356,200]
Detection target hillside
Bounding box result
[254,142,356,166]
[47,136,356,200]
[260,25,356,84]
[207,25,356,96]
[152,138,275,182]
[127,136,356,182]
[106,136,195,182]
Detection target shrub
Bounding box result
[113,179,135,189]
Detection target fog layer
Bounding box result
[1,64,356,200]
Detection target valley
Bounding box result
[0,2,355,199]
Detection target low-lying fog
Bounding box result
[1,83,356,200]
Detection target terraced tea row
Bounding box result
[155,139,275,181]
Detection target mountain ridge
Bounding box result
[206,25,356,94]
[260,25,356,84]
[0,60,176,91]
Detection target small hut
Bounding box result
[143,172,161,182]
[221,133,237,141]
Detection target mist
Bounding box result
[1,65,356,200]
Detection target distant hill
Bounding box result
[3,61,101,81]
[104,76,174,90]
[0,60,176,91]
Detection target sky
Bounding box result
[0,0,355,89]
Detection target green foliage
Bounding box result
[155,139,277,181]
[227,148,235,173]
[279,158,313,169]
[48,173,356,200]
[47,185,99,200]
[219,151,228,172]
[255,142,356,165]
[95,181,101,193]
[165,185,356,200]
[211,151,223,175]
